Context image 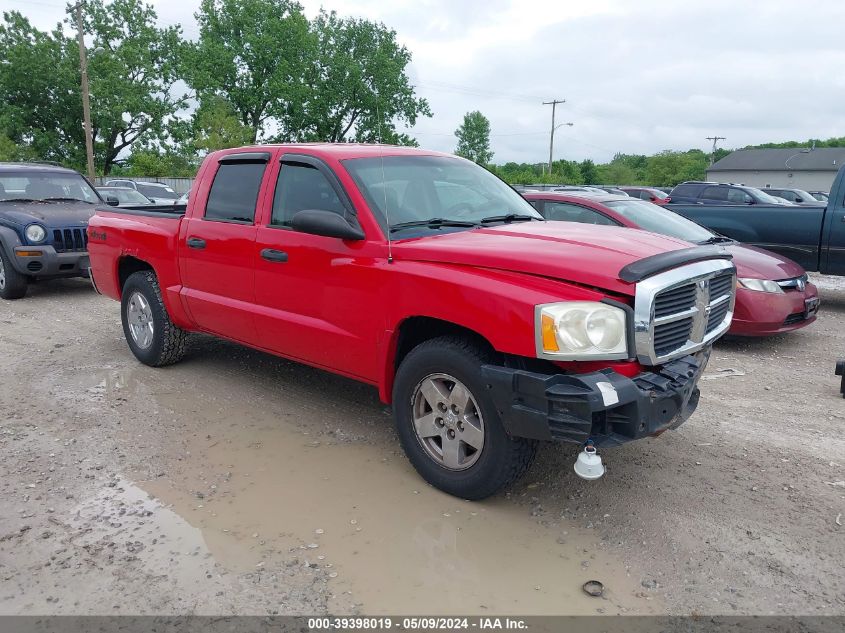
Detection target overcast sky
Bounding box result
[9,0,845,163]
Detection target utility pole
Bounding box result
[706,135,726,167]
[543,99,571,176]
[74,2,96,181]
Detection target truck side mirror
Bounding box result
[105,195,120,206]
[290,210,365,241]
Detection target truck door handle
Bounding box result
[261,249,288,263]
[187,237,206,249]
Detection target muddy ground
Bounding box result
[0,275,843,616]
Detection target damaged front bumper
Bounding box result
[481,352,709,447]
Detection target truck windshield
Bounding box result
[0,172,100,204]
[604,199,716,243]
[343,155,542,233]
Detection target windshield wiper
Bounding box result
[0,198,46,204]
[699,235,735,244]
[390,218,480,233]
[41,197,93,204]
[480,214,540,224]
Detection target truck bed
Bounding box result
[667,203,826,271]
[97,203,187,218]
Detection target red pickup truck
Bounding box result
[87,144,736,499]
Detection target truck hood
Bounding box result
[392,222,699,296]
[0,201,96,227]
[724,243,806,280]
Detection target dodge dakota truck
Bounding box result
[668,168,845,275]
[87,144,737,499]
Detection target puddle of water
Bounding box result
[69,478,216,590]
[56,358,656,614]
[141,426,651,615]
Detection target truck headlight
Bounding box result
[738,278,783,294]
[25,224,47,244]
[536,302,628,359]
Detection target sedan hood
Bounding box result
[0,201,96,227]
[724,243,806,280]
[392,222,702,296]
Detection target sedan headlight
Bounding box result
[536,301,628,359]
[25,224,47,244]
[738,278,783,294]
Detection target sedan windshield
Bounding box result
[98,188,151,204]
[343,155,542,234]
[0,172,100,204]
[604,199,716,243]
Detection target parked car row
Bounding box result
[523,191,819,336]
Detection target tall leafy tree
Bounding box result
[192,96,254,153]
[579,159,598,184]
[454,111,493,164]
[83,0,187,173]
[0,1,185,174]
[286,10,430,145]
[186,0,311,143]
[0,11,82,165]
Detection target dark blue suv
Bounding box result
[668,181,788,205]
[0,163,102,299]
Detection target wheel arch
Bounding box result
[379,316,498,403]
[117,255,155,296]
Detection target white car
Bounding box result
[103,179,179,204]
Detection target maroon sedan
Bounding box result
[524,192,819,336]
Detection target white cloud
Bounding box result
[10,0,845,162]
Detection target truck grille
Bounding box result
[52,228,88,252]
[635,260,736,365]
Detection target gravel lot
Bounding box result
[0,274,843,615]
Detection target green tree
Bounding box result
[0,11,82,166]
[83,0,187,173]
[186,0,311,143]
[0,1,185,174]
[454,111,493,164]
[579,159,598,184]
[285,11,430,145]
[192,96,254,152]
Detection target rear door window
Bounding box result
[204,162,267,223]
[702,186,729,201]
[544,202,617,225]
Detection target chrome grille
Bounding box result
[634,260,736,365]
[654,284,696,318]
[52,227,88,252]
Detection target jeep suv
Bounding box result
[668,181,787,205]
[0,163,100,299]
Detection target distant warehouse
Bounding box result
[706,147,845,192]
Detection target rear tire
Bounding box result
[121,270,186,367]
[392,336,538,500]
[0,248,28,300]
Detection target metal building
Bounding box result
[706,148,845,193]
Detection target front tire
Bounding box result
[392,336,538,500]
[121,271,187,367]
[0,248,28,300]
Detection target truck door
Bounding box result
[178,152,272,345]
[252,154,380,382]
[822,192,845,275]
